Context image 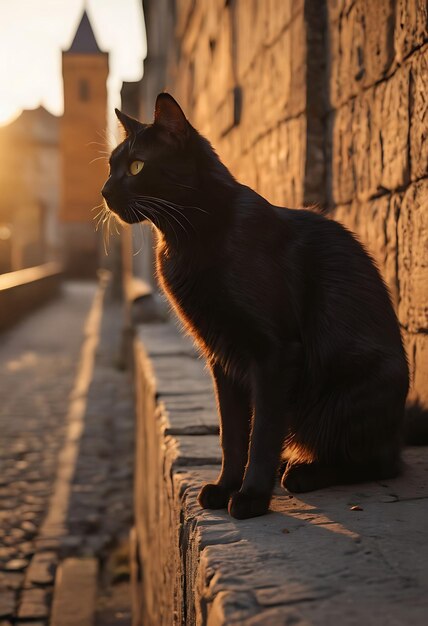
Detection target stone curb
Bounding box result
[50,558,98,626]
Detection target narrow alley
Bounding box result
[0,278,134,625]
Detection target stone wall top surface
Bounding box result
[176,456,428,625]
[134,321,428,626]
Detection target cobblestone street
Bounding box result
[0,279,134,624]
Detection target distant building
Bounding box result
[61,10,109,277]
[0,106,59,273]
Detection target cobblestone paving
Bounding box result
[0,283,96,622]
[0,280,134,624]
[66,292,134,561]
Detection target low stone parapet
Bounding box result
[132,322,428,626]
[0,262,62,331]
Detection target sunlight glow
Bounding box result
[0,0,146,125]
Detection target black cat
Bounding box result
[102,93,410,519]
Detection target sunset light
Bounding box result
[0,0,146,125]
[0,1,427,625]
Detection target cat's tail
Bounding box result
[404,401,428,445]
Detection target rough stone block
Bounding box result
[166,433,222,467]
[332,100,356,204]
[361,0,395,87]
[0,591,14,619]
[238,8,306,156]
[410,46,428,181]
[136,323,197,357]
[147,354,214,396]
[25,551,57,586]
[398,179,428,331]
[160,394,218,436]
[329,0,395,108]
[266,0,303,45]
[379,64,410,190]
[203,8,234,115]
[395,0,428,63]
[326,0,354,23]
[175,0,196,39]
[17,588,49,621]
[236,0,268,80]
[272,14,307,121]
[352,88,382,201]
[405,332,428,407]
[275,116,306,207]
[333,194,399,308]
[333,64,409,203]
[328,1,365,108]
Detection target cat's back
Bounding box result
[277,206,404,351]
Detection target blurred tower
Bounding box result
[61,11,109,277]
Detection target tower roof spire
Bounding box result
[66,10,102,54]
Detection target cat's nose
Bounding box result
[101,180,112,200]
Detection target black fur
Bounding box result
[102,93,412,519]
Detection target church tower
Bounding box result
[61,11,109,277]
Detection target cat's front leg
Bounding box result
[198,362,252,510]
[229,348,301,519]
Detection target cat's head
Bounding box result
[101,93,198,225]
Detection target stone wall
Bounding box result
[328,0,428,406]
[169,0,319,208]
[141,0,427,406]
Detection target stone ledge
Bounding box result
[0,262,62,331]
[132,321,428,626]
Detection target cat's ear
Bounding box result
[154,93,188,139]
[115,109,142,136]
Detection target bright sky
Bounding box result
[0,0,146,125]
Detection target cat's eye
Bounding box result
[129,160,144,176]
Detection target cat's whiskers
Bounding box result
[103,210,119,255]
[93,201,115,249]
[92,207,105,222]
[132,202,175,242]
[112,213,121,236]
[132,201,181,247]
[91,202,105,213]
[87,141,110,151]
[96,127,117,151]
[94,208,108,230]
[89,155,109,165]
[134,195,202,239]
[135,194,208,215]
[102,213,110,255]
[151,200,196,232]
[127,204,154,256]
[127,206,145,256]
[93,205,110,252]
[93,210,105,225]
[140,199,190,232]
[134,199,190,242]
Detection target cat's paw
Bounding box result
[228,491,271,519]
[198,483,231,509]
[282,463,336,493]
